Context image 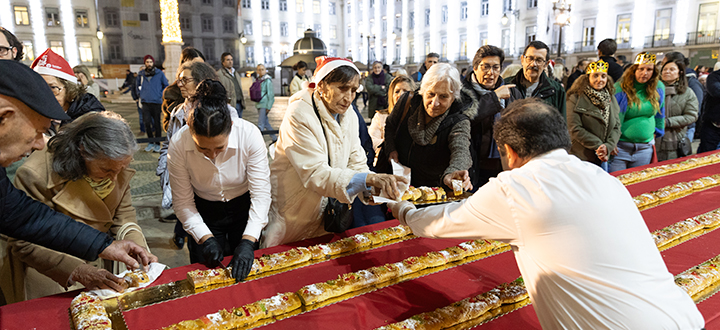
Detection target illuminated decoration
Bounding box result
[96,29,104,40]
[60,0,79,65]
[586,60,609,74]
[0,0,13,32]
[160,0,183,43]
[28,0,47,55]
[634,52,656,65]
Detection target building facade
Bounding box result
[1,0,101,67]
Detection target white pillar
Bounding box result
[400,0,408,65]
[447,1,459,62]
[386,0,394,63]
[0,0,12,32]
[429,0,440,56]
[413,0,422,62]
[467,0,479,57]
[631,0,649,50]
[29,0,47,53]
[163,42,182,84]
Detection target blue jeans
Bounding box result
[137,102,145,133]
[609,141,654,172]
[258,108,276,142]
[235,102,244,118]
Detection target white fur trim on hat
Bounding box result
[311,57,360,85]
[31,49,78,83]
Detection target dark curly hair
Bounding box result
[188,80,232,137]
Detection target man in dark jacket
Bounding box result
[565,58,589,91]
[462,45,521,188]
[137,55,169,152]
[597,39,624,82]
[698,68,720,153]
[0,61,151,286]
[411,52,440,83]
[662,52,705,141]
[506,41,566,119]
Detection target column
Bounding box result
[466,0,479,57]
[447,1,459,62]
[29,0,47,53]
[400,0,408,65]
[386,0,394,64]
[160,0,183,82]
[60,0,79,65]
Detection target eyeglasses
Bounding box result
[177,77,195,86]
[0,46,12,57]
[49,85,64,96]
[523,55,546,66]
[478,63,502,73]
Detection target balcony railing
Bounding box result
[644,34,674,48]
[616,38,632,50]
[406,56,416,64]
[686,30,720,45]
[573,40,596,53]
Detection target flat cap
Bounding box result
[0,60,70,120]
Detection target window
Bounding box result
[280,22,288,36]
[409,11,414,28]
[481,0,489,16]
[460,34,467,59]
[297,0,304,12]
[441,6,448,24]
[480,31,488,46]
[347,24,351,38]
[105,11,119,27]
[654,8,671,39]
[330,25,337,39]
[179,0,190,4]
[180,16,191,29]
[223,17,234,33]
[527,0,537,8]
[263,21,271,36]
[201,0,212,4]
[108,43,121,60]
[313,0,320,13]
[50,41,64,57]
[202,15,213,32]
[241,0,250,8]
[22,41,34,60]
[526,25,537,44]
[394,42,400,62]
[460,2,467,21]
[697,3,718,34]
[263,46,272,65]
[314,23,321,38]
[203,39,215,61]
[370,0,374,8]
[425,9,430,26]
[329,1,335,15]
[297,23,305,37]
[441,36,447,59]
[223,0,234,7]
[503,0,513,12]
[279,0,287,11]
[424,39,430,56]
[76,10,89,27]
[46,8,61,27]
[501,29,510,49]
[14,6,29,26]
[78,42,93,62]
[224,40,235,56]
[328,48,337,57]
[261,0,269,9]
[382,18,387,33]
[245,45,254,64]
[244,20,253,34]
[616,14,631,43]
[582,18,595,46]
[395,14,401,29]
[347,0,351,14]
[139,13,149,21]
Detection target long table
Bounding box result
[2,153,720,329]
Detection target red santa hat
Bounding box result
[309,56,362,91]
[30,49,77,83]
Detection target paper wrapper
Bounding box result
[372,160,411,203]
[89,262,166,299]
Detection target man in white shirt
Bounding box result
[389,98,705,329]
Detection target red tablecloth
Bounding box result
[2,152,720,330]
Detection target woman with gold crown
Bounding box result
[608,52,666,172]
[566,60,621,167]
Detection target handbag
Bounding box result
[677,134,692,157]
[311,95,354,233]
[374,92,414,174]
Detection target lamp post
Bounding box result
[552,0,571,58]
[361,33,375,71]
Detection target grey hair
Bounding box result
[419,63,462,100]
[47,111,138,181]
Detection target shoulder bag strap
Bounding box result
[394,92,414,135]
[311,94,332,166]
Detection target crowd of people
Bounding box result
[0,24,716,328]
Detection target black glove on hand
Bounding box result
[229,239,255,281]
[201,237,224,267]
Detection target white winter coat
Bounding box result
[261,89,370,248]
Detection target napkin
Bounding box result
[373,160,411,203]
[89,262,166,299]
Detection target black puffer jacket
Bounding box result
[62,93,105,125]
[0,168,112,260]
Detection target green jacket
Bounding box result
[365,72,394,114]
[506,69,566,119]
[656,86,698,152]
[255,75,275,110]
[567,92,621,165]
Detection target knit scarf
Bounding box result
[372,71,388,108]
[584,85,611,136]
[84,176,116,200]
[471,73,505,108]
[408,103,450,146]
[144,66,156,77]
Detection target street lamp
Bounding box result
[552,0,571,58]
[361,33,375,71]
[239,32,247,44]
[500,10,519,26]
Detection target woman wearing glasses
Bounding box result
[461,45,521,188]
[31,49,105,127]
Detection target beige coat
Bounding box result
[261,89,370,248]
[0,148,146,303]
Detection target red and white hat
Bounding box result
[309,56,361,90]
[31,49,77,83]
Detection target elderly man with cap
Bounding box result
[0,61,152,298]
[136,55,168,153]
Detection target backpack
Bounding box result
[249,79,264,102]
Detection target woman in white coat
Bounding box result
[262,57,407,248]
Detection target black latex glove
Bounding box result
[201,237,224,268]
[229,239,255,281]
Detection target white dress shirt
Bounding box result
[168,119,272,243]
[396,149,704,329]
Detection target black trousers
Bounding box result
[187,192,251,264]
[141,102,162,139]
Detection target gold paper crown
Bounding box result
[634,52,656,65]
[586,60,609,74]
